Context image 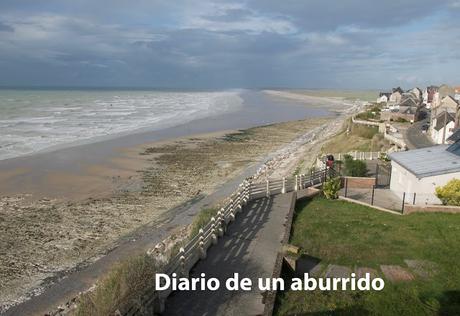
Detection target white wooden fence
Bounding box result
[124,168,329,315]
[316,151,383,169]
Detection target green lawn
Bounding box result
[275,197,460,315]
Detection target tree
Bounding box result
[323,177,341,200]
[343,155,368,177]
[435,179,460,206]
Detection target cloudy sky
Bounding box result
[0,0,459,89]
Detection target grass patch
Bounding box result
[75,254,160,316]
[189,207,219,238]
[221,129,255,142]
[275,196,460,315]
[322,120,389,153]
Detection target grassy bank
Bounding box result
[275,196,460,315]
[75,254,159,316]
[321,119,389,153]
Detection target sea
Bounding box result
[0,89,244,161]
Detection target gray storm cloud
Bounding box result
[0,0,459,88]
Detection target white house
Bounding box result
[432,92,441,109]
[389,91,402,104]
[409,87,422,101]
[389,142,460,204]
[377,94,388,104]
[431,111,456,144]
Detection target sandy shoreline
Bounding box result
[0,91,362,313]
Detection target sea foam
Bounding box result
[0,90,243,160]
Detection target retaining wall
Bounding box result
[343,176,376,189]
[404,204,460,214]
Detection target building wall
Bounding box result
[390,160,460,204]
[431,121,455,144]
[389,92,401,103]
[380,111,415,122]
[377,95,388,103]
[343,176,376,189]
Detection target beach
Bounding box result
[0,90,359,313]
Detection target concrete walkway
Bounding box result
[164,192,295,316]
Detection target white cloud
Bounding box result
[180,2,297,35]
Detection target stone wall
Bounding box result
[380,111,415,122]
[404,204,460,214]
[343,176,376,189]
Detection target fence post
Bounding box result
[371,185,375,205]
[198,228,206,259]
[229,199,236,222]
[402,192,406,214]
[299,174,303,189]
[413,192,416,205]
[344,178,348,197]
[281,177,286,194]
[179,247,187,277]
[375,163,379,187]
[266,179,270,197]
[211,217,218,244]
[294,175,298,191]
[217,209,224,236]
[244,180,250,204]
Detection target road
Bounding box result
[164,192,295,316]
[403,118,433,149]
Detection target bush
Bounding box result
[343,155,368,177]
[323,177,342,200]
[395,117,408,123]
[435,179,460,206]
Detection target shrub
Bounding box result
[395,117,408,123]
[323,177,342,200]
[435,179,460,206]
[343,155,368,177]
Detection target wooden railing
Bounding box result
[316,152,384,169]
[123,168,331,315]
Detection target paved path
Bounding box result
[3,163,263,316]
[164,192,295,316]
[404,118,433,149]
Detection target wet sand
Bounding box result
[0,91,356,313]
[0,90,331,201]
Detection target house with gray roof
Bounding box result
[447,128,460,143]
[389,141,460,204]
[431,111,456,144]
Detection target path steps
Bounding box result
[294,258,436,283]
[380,265,415,282]
[163,192,296,316]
